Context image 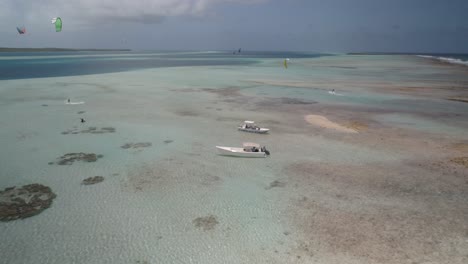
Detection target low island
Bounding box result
[0,47,131,52]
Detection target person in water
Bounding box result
[67,98,70,103]
[80,118,85,123]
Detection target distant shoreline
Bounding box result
[0,48,131,52]
[347,52,468,56]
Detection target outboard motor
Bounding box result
[263,147,270,156]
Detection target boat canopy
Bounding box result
[243,142,260,148]
[244,121,255,124]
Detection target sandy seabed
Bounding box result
[0,54,467,264]
[304,114,358,133]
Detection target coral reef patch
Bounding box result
[0,184,56,221]
[450,157,468,168]
[53,153,102,165]
[193,215,219,231]
[61,127,116,135]
[121,142,152,149]
[265,180,286,190]
[82,176,105,185]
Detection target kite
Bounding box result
[16,27,26,34]
[51,17,62,32]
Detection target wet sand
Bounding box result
[304,114,358,133]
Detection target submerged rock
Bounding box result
[82,176,104,185]
[193,215,219,231]
[61,127,116,135]
[54,152,102,165]
[265,180,286,190]
[344,121,369,132]
[0,184,56,221]
[450,157,468,168]
[121,142,152,149]
[101,127,115,132]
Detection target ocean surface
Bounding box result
[0,51,326,80]
[1,51,467,264]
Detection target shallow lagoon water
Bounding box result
[1,52,468,264]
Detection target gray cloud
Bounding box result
[1,0,268,26]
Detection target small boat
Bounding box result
[238,121,270,134]
[216,142,270,158]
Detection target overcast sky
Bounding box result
[1,0,467,52]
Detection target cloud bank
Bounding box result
[1,0,268,26]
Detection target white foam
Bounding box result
[328,91,343,96]
[417,55,468,66]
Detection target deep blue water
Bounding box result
[0,51,326,80]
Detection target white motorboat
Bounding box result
[216,142,270,158]
[238,121,270,134]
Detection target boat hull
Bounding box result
[237,127,269,134]
[216,146,267,158]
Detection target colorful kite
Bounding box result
[51,17,62,32]
[16,27,26,34]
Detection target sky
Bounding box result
[1,0,467,53]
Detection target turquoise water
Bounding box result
[1,52,468,263]
[0,51,326,80]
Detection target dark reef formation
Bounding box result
[82,176,105,185]
[265,180,286,190]
[193,215,219,231]
[61,127,116,135]
[0,184,56,221]
[121,142,152,149]
[450,157,468,168]
[53,153,103,165]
